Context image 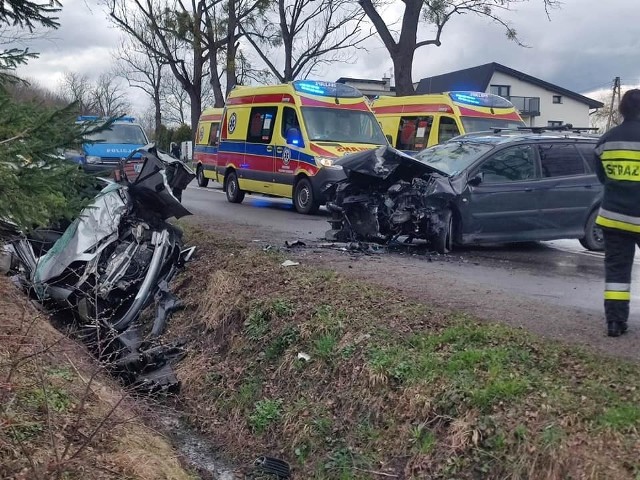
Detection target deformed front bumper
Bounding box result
[310,166,347,205]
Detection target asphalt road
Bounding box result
[182,182,640,326]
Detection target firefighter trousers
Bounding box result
[603,229,640,324]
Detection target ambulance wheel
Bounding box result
[433,209,453,254]
[579,210,604,251]
[225,171,245,203]
[196,165,209,187]
[293,177,319,214]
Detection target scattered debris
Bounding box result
[253,456,291,479]
[297,352,311,361]
[284,240,306,248]
[281,260,300,267]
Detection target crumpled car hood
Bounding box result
[335,145,448,182]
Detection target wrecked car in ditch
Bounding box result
[324,130,603,253]
[1,144,195,393]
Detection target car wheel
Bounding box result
[579,210,604,251]
[196,165,209,187]
[225,171,245,204]
[433,209,453,254]
[293,177,319,214]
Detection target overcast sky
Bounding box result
[16,0,639,116]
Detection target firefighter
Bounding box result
[594,89,640,336]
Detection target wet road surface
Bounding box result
[182,184,640,327]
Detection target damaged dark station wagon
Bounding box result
[324,129,603,253]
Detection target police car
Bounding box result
[67,116,149,175]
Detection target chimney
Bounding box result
[382,75,391,91]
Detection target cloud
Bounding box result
[12,0,640,121]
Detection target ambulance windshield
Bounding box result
[301,107,387,145]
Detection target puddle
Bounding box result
[154,409,236,479]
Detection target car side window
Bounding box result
[575,142,598,173]
[247,107,277,144]
[209,122,220,146]
[538,143,586,177]
[396,116,433,150]
[438,117,461,143]
[479,145,536,183]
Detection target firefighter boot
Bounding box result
[605,300,629,337]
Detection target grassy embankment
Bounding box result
[169,227,640,479]
[0,279,196,480]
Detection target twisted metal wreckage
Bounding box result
[324,146,464,253]
[1,145,195,393]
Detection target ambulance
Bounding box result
[193,107,224,187]
[213,80,388,214]
[373,91,526,153]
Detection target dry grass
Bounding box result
[163,226,640,479]
[0,278,194,480]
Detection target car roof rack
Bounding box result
[516,124,599,134]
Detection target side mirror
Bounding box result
[286,127,304,148]
[385,134,393,145]
[468,172,483,186]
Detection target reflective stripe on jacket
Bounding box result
[594,119,640,233]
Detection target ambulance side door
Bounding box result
[271,105,301,197]
[245,106,278,193]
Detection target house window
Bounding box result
[490,84,511,98]
[547,121,563,127]
[553,95,562,104]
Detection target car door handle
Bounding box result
[584,184,593,189]
[524,188,533,192]
[276,147,283,153]
[266,146,273,152]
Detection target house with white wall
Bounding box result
[336,76,396,98]
[415,62,603,128]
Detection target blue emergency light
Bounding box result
[448,91,514,108]
[76,115,100,122]
[292,80,362,99]
[295,81,328,95]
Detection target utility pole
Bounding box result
[606,76,621,131]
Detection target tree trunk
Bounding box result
[154,93,161,137]
[209,44,225,107]
[225,0,238,93]
[189,88,202,133]
[392,49,416,96]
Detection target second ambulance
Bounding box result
[212,80,387,214]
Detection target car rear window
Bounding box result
[538,143,588,177]
[575,142,597,173]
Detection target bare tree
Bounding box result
[114,37,164,136]
[90,72,131,117]
[5,76,67,107]
[201,0,271,107]
[359,0,561,95]
[106,0,209,129]
[160,71,190,125]
[59,71,94,114]
[242,0,371,83]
